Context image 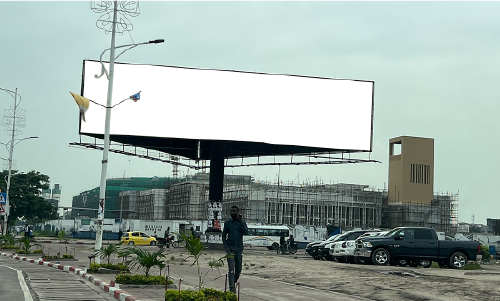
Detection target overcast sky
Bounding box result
[0,1,498,225]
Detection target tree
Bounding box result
[177,230,225,291]
[470,225,481,233]
[0,170,57,226]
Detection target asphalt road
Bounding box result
[0,256,116,301]
[0,264,32,301]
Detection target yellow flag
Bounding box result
[70,92,90,122]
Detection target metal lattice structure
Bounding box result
[381,192,459,234]
[2,108,25,136]
[91,1,140,35]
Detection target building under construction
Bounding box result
[222,179,384,229]
[381,192,459,233]
[71,177,182,219]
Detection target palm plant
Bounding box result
[95,242,122,265]
[18,237,34,253]
[0,233,15,246]
[124,246,165,277]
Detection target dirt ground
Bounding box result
[167,247,500,301]
[51,242,500,301]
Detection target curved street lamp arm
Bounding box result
[94,40,164,80]
[0,87,21,108]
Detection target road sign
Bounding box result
[0,204,4,213]
[0,193,6,204]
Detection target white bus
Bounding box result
[243,225,290,250]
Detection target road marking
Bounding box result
[0,264,34,301]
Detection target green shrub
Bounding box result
[1,244,19,250]
[201,288,237,301]
[115,274,171,285]
[165,289,237,301]
[62,254,74,259]
[481,245,490,262]
[88,262,100,272]
[33,249,43,254]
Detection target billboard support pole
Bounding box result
[207,141,225,245]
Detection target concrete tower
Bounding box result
[388,136,434,205]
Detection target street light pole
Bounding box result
[4,88,17,234]
[94,1,118,263]
[92,2,164,262]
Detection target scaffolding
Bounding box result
[381,191,458,234]
[222,178,385,229]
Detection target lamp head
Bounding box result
[149,39,165,44]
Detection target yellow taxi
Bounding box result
[121,231,157,246]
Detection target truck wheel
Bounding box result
[271,243,279,250]
[150,241,157,246]
[372,248,390,265]
[449,252,467,269]
[419,260,432,268]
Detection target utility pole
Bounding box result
[0,88,24,234]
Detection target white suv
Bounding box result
[331,231,385,263]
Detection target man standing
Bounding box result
[24,224,30,238]
[222,206,248,294]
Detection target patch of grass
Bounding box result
[250,263,255,266]
[179,262,184,265]
[460,262,481,270]
[294,256,298,259]
[260,265,265,268]
[430,262,440,268]
[244,263,248,266]
[170,256,175,260]
[245,266,249,270]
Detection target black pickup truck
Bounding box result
[354,227,482,269]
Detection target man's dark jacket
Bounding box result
[222,219,249,254]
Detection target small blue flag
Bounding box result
[129,91,141,102]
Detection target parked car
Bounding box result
[318,230,371,260]
[354,227,482,268]
[331,231,385,263]
[121,231,158,246]
[305,234,340,260]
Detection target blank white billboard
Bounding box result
[81,60,374,152]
